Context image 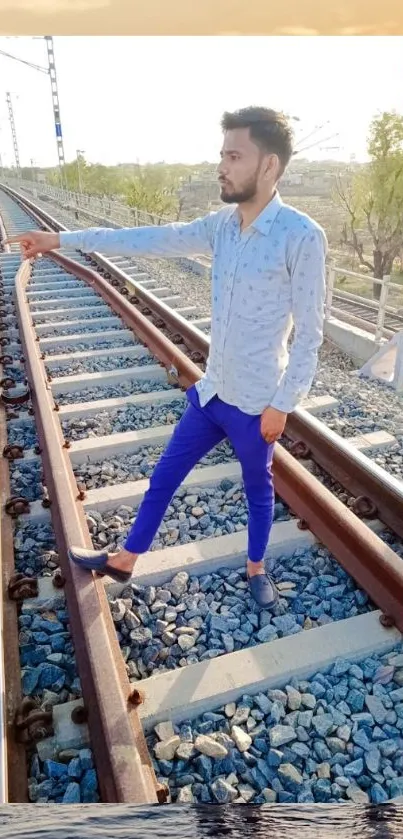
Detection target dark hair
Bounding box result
[220,106,294,175]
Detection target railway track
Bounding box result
[331,291,403,337]
[1,183,403,806]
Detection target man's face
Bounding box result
[217,127,274,204]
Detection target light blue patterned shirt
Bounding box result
[60,191,327,415]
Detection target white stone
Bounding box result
[231,725,252,752]
[154,735,180,761]
[194,734,228,758]
[225,703,236,718]
[177,785,194,803]
[176,742,196,760]
[154,720,175,741]
[238,784,256,802]
[346,784,370,804]
[178,634,196,652]
[263,788,277,803]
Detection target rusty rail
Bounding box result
[0,235,28,802]
[13,259,162,805]
[0,215,7,249]
[284,409,403,540]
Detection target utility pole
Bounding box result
[6,92,20,174]
[76,149,85,193]
[0,38,66,186]
[44,36,66,185]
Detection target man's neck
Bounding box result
[238,188,277,232]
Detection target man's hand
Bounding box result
[4,231,60,260]
[260,406,287,443]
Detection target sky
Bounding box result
[0,35,402,169]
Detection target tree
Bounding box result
[334,111,403,299]
[124,165,181,223]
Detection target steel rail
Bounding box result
[0,231,28,802]
[13,259,162,805]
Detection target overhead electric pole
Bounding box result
[0,37,66,186]
[44,36,66,181]
[6,92,20,174]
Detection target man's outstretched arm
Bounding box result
[5,212,219,260]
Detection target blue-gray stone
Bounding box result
[365,749,381,774]
[256,758,274,783]
[332,659,351,677]
[290,742,310,759]
[278,763,303,792]
[50,634,66,653]
[63,782,81,803]
[158,760,173,776]
[272,614,300,634]
[176,774,196,787]
[389,778,403,799]
[38,664,66,690]
[313,779,332,802]
[270,701,285,724]
[352,712,375,728]
[256,625,278,643]
[36,780,55,798]
[267,749,283,768]
[313,742,332,762]
[67,758,82,779]
[365,695,387,724]
[312,714,334,737]
[371,783,389,804]
[269,725,296,748]
[347,690,365,713]
[44,760,67,780]
[80,769,98,796]
[298,710,313,729]
[390,687,403,702]
[211,778,237,803]
[310,681,327,699]
[79,749,93,770]
[253,693,271,715]
[344,758,364,778]
[379,739,399,758]
[352,729,371,750]
[195,755,213,782]
[22,667,41,695]
[298,789,315,803]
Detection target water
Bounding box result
[0,804,403,839]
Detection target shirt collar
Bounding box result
[231,190,283,236]
[250,190,283,236]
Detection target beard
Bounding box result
[219,174,259,204]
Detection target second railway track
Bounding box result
[1,184,403,806]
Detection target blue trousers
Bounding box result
[124,384,275,562]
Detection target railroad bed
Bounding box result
[1,184,403,807]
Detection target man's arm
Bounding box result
[59,213,218,258]
[5,212,219,261]
[269,225,328,415]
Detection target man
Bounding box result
[6,106,327,608]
